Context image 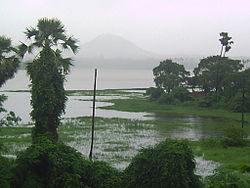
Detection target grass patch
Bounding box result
[191,140,250,171]
[100,97,250,125]
[66,88,146,96]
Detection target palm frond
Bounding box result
[25,27,38,39]
[17,42,28,58]
[0,36,12,55]
[62,36,79,54]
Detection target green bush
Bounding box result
[145,87,164,100]
[204,169,250,188]
[227,92,250,112]
[10,137,122,188]
[198,94,217,108]
[198,94,226,108]
[86,161,122,188]
[220,127,248,147]
[122,139,201,188]
[171,87,192,102]
[158,92,176,104]
[11,138,87,188]
[0,156,14,188]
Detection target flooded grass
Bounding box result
[59,117,163,169]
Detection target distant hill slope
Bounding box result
[81,34,158,59]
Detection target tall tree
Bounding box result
[219,32,233,57]
[19,18,78,142]
[0,36,21,127]
[0,36,20,88]
[194,56,243,94]
[153,59,190,93]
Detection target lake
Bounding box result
[0,68,155,123]
[0,68,154,90]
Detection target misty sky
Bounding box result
[1,0,250,57]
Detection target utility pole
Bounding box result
[89,68,97,160]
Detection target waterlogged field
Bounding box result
[1,88,250,177]
[0,116,219,177]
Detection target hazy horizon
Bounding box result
[1,0,250,59]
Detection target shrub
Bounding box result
[204,169,250,188]
[0,156,14,187]
[220,127,248,147]
[11,138,88,188]
[86,161,122,188]
[122,139,201,188]
[145,87,164,100]
[171,87,192,102]
[10,137,122,188]
[158,92,176,104]
[198,93,226,108]
[227,92,250,112]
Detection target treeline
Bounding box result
[146,33,250,112]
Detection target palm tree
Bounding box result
[19,18,78,74]
[219,32,234,57]
[19,18,79,142]
[0,36,20,88]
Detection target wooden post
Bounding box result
[89,68,97,160]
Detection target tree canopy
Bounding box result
[153,59,190,93]
[193,56,243,94]
[0,36,21,126]
[0,36,20,88]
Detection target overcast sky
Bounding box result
[1,0,250,57]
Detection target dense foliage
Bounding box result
[10,138,121,188]
[149,57,250,112]
[19,18,78,142]
[0,156,14,187]
[27,47,66,142]
[123,139,201,188]
[193,56,243,94]
[153,59,190,93]
[0,36,20,88]
[0,36,21,127]
[145,87,163,100]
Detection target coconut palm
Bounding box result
[0,36,20,87]
[219,32,234,57]
[19,18,79,142]
[19,18,79,74]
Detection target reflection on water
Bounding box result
[150,112,231,139]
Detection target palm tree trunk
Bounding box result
[220,46,224,57]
